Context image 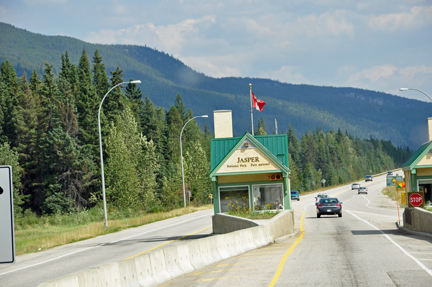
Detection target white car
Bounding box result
[351,183,360,190]
[315,193,328,204]
[358,187,368,194]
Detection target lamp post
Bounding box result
[98,80,141,228]
[399,88,432,102]
[180,115,208,208]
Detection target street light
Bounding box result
[180,115,209,208]
[98,80,141,228]
[399,88,432,102]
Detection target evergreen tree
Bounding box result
[92,49,109,99]
[0,61,19,146]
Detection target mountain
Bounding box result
[0,22,429,149]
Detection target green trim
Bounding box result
[414,164,432,169]
[402,141,432,170]
[210,132,290,178]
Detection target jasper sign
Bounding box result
[217,148,279,174]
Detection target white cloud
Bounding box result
[85,15,216,55]
[265,66,307,84]
[0,6,6,16]
[182,55,242,78]
[368,5,432,31]
[345,64,432,99]
[296,10,355,38]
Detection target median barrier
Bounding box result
[252,225,268,248]
[134,255,158,287]
[78,268,102,287]
[188,239,207,270]
[215,234,231,259]
[37,273,79,287]
[149,249,171,285]
[207,235,224,263]
[176,244,195,274]
[37,210,295,287]
[163,246,184,280]
[98,262,121,287]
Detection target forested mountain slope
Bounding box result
[0,22,428,149]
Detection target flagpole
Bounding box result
[249,83,254,135]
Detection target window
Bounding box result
[252,184,283,210]
[219,186,249,213]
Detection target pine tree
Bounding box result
[0,61,19,146]
[92,49,109,99]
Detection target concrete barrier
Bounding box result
[188,240,207,270]
[149,249,171,285]
[78,268,102,287]
[176,244,195,274]
[134,255,158,287]
[37,210,296,287]
[98,262,122,287]
[163,246,185,280]
[404,207,432,235]
[118,258,140,287]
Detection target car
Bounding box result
[365,175,373,182]
[387,171,393,176]
[358,186,368,194]
[291,190,300,201]
[316,197,342,218]
[315,193,328,204]
[352,183,360,190]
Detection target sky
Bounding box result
[1,0,431,102]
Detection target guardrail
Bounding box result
[37,210,295,287]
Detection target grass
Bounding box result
[14,205,212,255]
[381,186,407,209]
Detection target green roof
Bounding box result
[402,140,432,171]
[210,133,289,173]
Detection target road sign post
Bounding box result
[0,166,15,264]
[408,192,425,208]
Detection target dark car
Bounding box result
[316,198,342,218]
[291,190,300,201]
[387,171,393,176]
[365,175,372,182]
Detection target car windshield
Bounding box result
[292,191,299,194]
[320,198,338,203]
[317,194,328,198]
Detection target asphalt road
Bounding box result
[0,209,214,287]
[163,172,432,287]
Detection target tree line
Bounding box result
[0,49,212,216]
[0,49,412,217]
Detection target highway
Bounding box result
[163,172,432,286]
[0,209,214,287]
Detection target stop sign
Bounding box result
[409,193,423,207]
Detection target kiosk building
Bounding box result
[210,110,291,214]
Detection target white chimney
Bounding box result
[214,110,233,138]
[429,117,432,142]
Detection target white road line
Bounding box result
[347,210,432,277]
[0,213,211,276]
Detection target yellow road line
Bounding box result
[124,226,211,260]
[268,211,305,287]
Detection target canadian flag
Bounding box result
[252,92,266,112]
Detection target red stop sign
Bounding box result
[409,193,423,207]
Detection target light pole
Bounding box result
[98,80,141,228]
[180,115,208,208]
[399,88,432,102]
